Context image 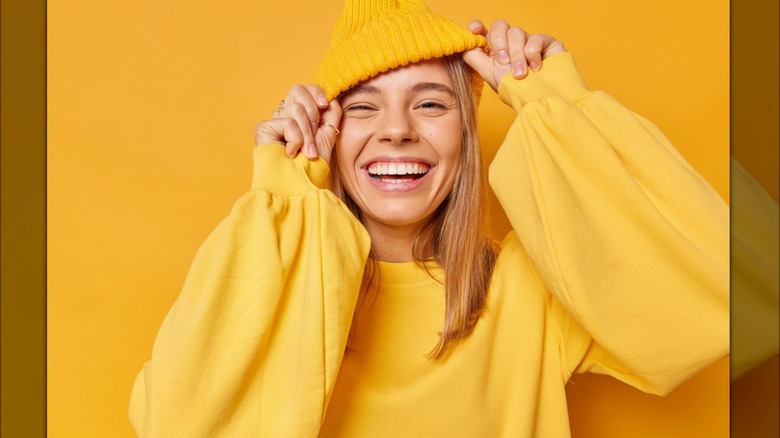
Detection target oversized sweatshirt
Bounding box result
[129,52,730,437]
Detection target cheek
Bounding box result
[440,134,464,192]
[423,116,462,156]
[334,124,369,165]
[444,159,462,195]
[439,132,463,171]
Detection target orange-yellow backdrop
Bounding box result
[48,0,730,436]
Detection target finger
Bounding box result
[302,84,330,109]
[466,19,487,36]
[462,46,499,92]
[286,85,323,130]
[254,119,283,147]
[285,85,335,159]
[285,102,319,158]
[279,119,305,158]
[313,100,343,163]
[254,118,305,158]
[525,33,547,71]
[507,26,529,79]
[487,20,511,65]
[541,36,566,60]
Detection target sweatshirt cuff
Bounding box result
[497,52,590,110]
[251,145,330,195]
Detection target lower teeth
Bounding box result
[370,174,421,183]
[382,177,414,184]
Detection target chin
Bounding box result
[362,202,439,228]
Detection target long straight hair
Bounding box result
[330,54,498,359]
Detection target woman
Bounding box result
[129,0,729,436]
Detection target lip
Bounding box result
[361,156,436,193]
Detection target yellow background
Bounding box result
[48,0,730,436]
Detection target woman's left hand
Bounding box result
[463,19,566,92]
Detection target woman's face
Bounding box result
[335,58,462,235]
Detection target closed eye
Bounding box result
[344,104,377,111]
[342,103,378,119]
[415,100,456,116]
[418,101,447,109]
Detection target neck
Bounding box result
[362,219,432,262]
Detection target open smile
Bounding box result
[362,160,435,191]
[366,162,430,183]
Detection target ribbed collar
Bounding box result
[376,260,444,286]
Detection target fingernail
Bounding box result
[317,95,329,107]
[530,61,540,72]
[308,144,318,159]
[513,61,526,78]
[498,50,510,64]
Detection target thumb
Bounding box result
[463,47,501,93]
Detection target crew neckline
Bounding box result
[376,260,444,286]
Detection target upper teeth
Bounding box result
[367,162,429,175]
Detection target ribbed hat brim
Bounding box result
[315,7,486,100]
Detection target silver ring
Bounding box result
[272,100,287,119]
[320,121,340,135]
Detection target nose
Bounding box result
[376,108,418,145]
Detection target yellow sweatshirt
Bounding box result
[129,52,729,437]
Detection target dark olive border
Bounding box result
[0,0,777,435]
[730,0,780,435]
[0,0,46,435]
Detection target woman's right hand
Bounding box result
[254,84,342,163]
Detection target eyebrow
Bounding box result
[411,82,456,96]
[340,85,382,99]
[340,82,455,99]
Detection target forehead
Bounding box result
[351,58,453,93]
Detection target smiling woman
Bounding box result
[127,0,729,436]
[332,56,496,358]
[336,59,464,238]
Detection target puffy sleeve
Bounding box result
[489,52,729,395]
[129,146,371,436]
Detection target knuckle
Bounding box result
[290,103,307,117]
[282,117,298,131]
[507,27,526,38]
[306,84,325,94]
[254,121,268,138]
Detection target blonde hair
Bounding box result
[330,54,498,359]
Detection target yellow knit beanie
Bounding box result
[315,0,487,100]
